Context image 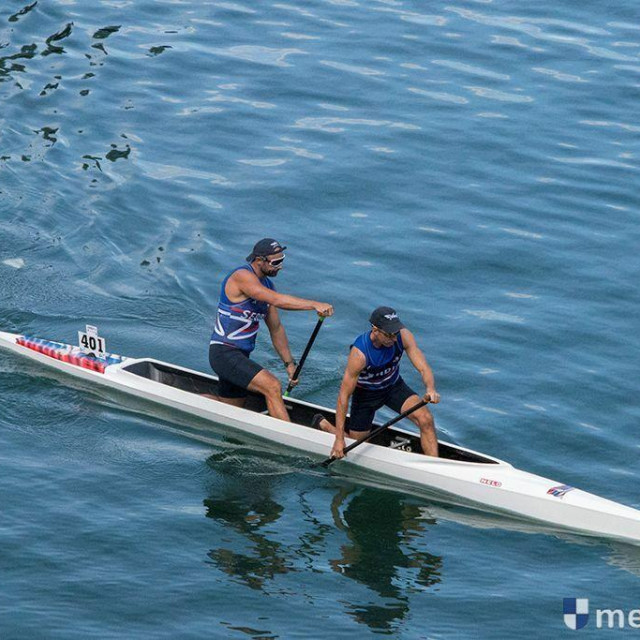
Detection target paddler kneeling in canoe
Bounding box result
[314,306,440,457]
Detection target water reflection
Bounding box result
[42,23,73,57]
[203,465,442,633]
[8,2,38,24]
[204,492,292,592]
[0,42,38,84]
[328,486,442,632]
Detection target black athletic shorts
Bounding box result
[209,343,263,399]
[348,377,416,432]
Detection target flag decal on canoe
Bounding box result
[16,336,123,373]
[547,484,575,498]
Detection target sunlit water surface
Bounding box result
[2,0,640,637]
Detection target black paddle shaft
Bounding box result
[285,316,325,396]
[320,396,430,467]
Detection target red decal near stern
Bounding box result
[17,337,106,373]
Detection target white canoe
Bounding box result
[1,329,639,545]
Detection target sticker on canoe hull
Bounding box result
[17,336,123,373]
[480,478,502,488]
[547,484,575,498]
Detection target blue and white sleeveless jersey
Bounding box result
[352,330,404,390]
[210,265,275,353]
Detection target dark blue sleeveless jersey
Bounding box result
[210,264,275,353]
[352,330,404,390]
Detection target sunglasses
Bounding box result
[374,326,399,339]
[262,253,285,267]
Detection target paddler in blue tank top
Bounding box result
[209,238,334,421]
[315,306,440,457]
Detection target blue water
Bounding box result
[2,0,640,637]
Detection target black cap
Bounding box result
[370,306,404,333]
[246,238,287,262]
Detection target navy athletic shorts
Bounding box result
[209,343,263,399]
[348,377,416,432]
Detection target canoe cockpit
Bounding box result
[122,359,498,465]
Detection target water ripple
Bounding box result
[432,59,510,80]
[319,60,385,76]
[551,156,637,170]
[408,87,469,104]
[464,310,526,324]
[136,160,232,184]
[580,119,640,133]
[212,2,257,14]
[532,67,588,83]
[292,116,420,132]
[465,86,534,103]
[373,6,448,27]
[205,89,277,110]
[211,45,306,67]
[3,0,640,635]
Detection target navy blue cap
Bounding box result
[246,238,287,262]
[370,306,404,333]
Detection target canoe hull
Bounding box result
[1,330,639,545]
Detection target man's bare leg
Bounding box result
[320,398,438,456]
[318,418,371,442]
[402,395,438,457]
[319,417,336,434]
[248,369,290,422]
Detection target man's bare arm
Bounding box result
[402,329,440,403]
[265,306,298,384]
[232,270,333,315]
[331,348,366,458]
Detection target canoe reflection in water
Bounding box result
[203,468,442,633]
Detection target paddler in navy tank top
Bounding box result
[316,307,440,457]
[209,238,333,421]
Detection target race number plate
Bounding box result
[78,324,106,358]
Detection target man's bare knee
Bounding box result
[264,377,282,398]
[249,370,282,398]
[319,419,336,434]
[410,408,434,429]
[247,370,289,421]
[418,413,435,430]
